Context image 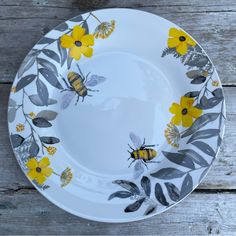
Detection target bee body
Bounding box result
[67,72,88,98]
[131,149,157,161]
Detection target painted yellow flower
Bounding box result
[164,122,180,148]
[60,25,94,60]
[212,80,219,87]
[168,28,196,55]
[16,123,24,132]
[46,146,57,156]
[169,96,202,127]
[60,167,73,187]
[94,20,115,39]
[26,157,52,185]
[29,112,36,119]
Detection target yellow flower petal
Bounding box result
[60,35,74,48]
[81,34,94,46]
[182,114,193,127]
[35,175,47,185]
[69,46,82,60]
[171,114,182,126]
[169,103,181,114]
[180,96,194,108]
[188,107,202,118]
[186,36,196,46]
[39,157,50,168]
[168,38,180,48]
[27,169,38,180]
[72,25,85,41]
[80,46,93,58]
[176,42,188,55]
[41,167,53,177]
[169,28,182,38]
[26,158,38,169]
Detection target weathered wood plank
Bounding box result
[0,191,235,235]
[1,0,236,11]
[0,2,235,84]
[0,84,235,190]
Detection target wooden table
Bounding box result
[0,1,236,234]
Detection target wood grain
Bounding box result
[0,1,235,84]
[0,190,236,235]
[0,84,235,190]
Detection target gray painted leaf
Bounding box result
[70,15,83,22]
[180,174,193,199]
[8,108,17,123]
[37,37,54,45]
[9,98,17,107]
[164,182,180,202]
[42,49,60,63]
[108,191,133,200]
[113,180,140,195]
[187,129,220,143]
[36,79,49,106]
[186,70,201,79]
[144,205,157,215]
[162,151,195,169]
[191,141,216,157]
[124,198,145,213]
[29,141,39,157]
[57,39,67,67]
[141,176,151,197]
[197,97,222,109]
[178,149,209,167]
[54,22,68,31]
[11,134,24,148]
[32,117,52,128]
[67,53,73,69]
[190,76,206,84]
[48,98,57,105]
[37,58,58,76]
[184,91,200,98]
[36,110,58,121]
[155,183,169,206]
[151,168,185,179]
[40,136,60,144]
[181,113,220,138]
[29,96,57,106]
[82,20,89,34]
[16,74,37,92]
[212,88,223,99]
[18,56,36,78]
[39,68,63,89]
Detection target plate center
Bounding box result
[55,52,177,176]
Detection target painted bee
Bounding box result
[128,132,159,178]
[61,64,106,109]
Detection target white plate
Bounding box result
[8,8,225,222]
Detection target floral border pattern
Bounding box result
[9,12,115,189]
[108,28,225,215]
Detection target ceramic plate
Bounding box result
[8,9,225,222]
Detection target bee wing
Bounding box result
[129,132,142,149]
[133,160,144,179]
[60,91,75,110]
[84,74,106,87]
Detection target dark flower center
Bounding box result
[179,36,186,42]
[182,108,188,115]
[75,41,82,47]
[36,167,42,173]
